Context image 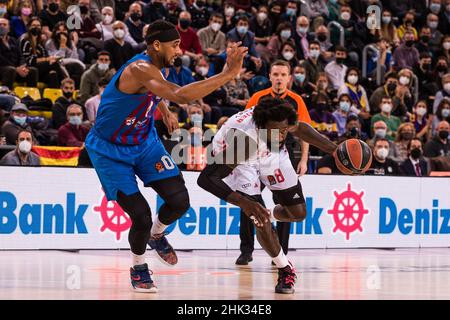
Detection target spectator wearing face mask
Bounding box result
[371,96,401,141]
[432,99,450,136]
[314,25,334,63]
[411,100,431,142]
[292,16,312,61]
[338,67,371,121]
[399,138,428,176]
[300,0,329,25]
[1,103,34,145]
[291,64,314,106]
[369,72,407,116]
[280,0,299,25]
[397,11,418,42]
[380,9,400,47]
[103,21,135,70]
[125,2,145,44]
[368,120,402,162]
[177,11,203,67]
[367,138,400,176]
[96,7,138,46]
[10,0,35,39]
[79,51,114,105]
[309,92,338,141]
[266,22,292,62]
[278,41,298,71]
[188,0,210,30]
[222,3,236,34]
[89,0,115,24]
[332,93,356,137]
[415,26,433,56]
[424,120,450,158]
[338,114,369,143]
[0,129,40,166]
[393,123,416,163]
[250,5,272,59]
[57,104,90,147]
[393,30,420,70]
[197,13,226,57]
[426,13,443,54]
[414,52,439,103]
[144,0,169,24]
[395,68,415,116]
[39,0,68,38]
[325,46,348,90]
[52,78,83,130]
[433,73,450,114]
[301,40,326,84]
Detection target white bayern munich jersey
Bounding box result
[212,107,299,196]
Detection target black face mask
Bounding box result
[30,27,41,36]
[173,57,182,67]
[196,0,205,7]
[437,65,448,72]
[420,35,430,43]
[438,130,449,140]
[349,127,360,138]
[316,103,327,112]
[179,19,191,29]
[422,63,432,71]
[410,148,422,160]
[130,12,141,22]
[79,5,89,15]
[402,132,414,140]
[336,58,345,65]
[0,26,8,37]
[405,40,414,47]
[317,33,327,42]
[63,91,73,99]
[48,2,59,12]
[387,82,397,92]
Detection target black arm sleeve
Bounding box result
[197,163,235,201]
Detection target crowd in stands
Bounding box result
[0,0,449,176]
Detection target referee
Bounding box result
[236,60,312,265]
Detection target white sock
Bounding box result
[132,252,146,267]
[269,205,282,222]
[272,248,289,269]
[151,217,168,237]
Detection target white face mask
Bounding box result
[376,147,389,160]
[114,29,125,39]
[98,63,109,71]
[210,22,221,32]
[258,12,267,21]
[444,83,450,92]
[347,75,358,85]
[444,42,450,51]
[18,140,32,154]
[197,66,208,76]
[382,103,392,113]
[225,7,234,17]
[282,51,294,61]
[375,128,387,138]
[399,76,410,86]
[341,12,351,21]
[416,107,427,116]
[103,14,113,24]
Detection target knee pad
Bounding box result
[166,188,190,216]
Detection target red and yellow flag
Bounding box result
[32,146,81,166]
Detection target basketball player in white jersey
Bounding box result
[198,97,338,293]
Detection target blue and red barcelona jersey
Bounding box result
[93,53,162,145]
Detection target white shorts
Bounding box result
[223,147,299,196]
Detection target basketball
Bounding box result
[334,139,373,175]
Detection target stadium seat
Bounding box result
[14,86,41,101]
[43,88,63,103]
[73,90,80,100]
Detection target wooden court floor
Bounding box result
[0,248,449,300]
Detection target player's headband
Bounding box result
[146,28,180,44]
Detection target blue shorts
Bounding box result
[85,131,180,201]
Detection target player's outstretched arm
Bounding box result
[294,122,338,155]
[133,43,248,105]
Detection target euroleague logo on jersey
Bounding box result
[327,183,369,240]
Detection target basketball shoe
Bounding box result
[148,232,178,266]
[130,263,158,293]
[275,262,297,294]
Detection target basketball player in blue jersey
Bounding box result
[85,20,248,293]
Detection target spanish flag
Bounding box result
[32,146,82,166]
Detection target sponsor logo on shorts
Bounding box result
[125,117,136,126]
[267,175,277,185]
[241,183,251,189]
[155,162,165,173]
